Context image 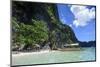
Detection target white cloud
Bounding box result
[69,24,73,27]
[70,5,95,27]
[60,18,67,24]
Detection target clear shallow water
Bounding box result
[12,47,96,66]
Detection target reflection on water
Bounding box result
[12,47,96,66]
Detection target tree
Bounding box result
[12,18,49,50]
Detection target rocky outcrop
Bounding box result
[12,1,78,50]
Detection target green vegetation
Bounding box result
[12,18,49,50]
[12,1,78,51]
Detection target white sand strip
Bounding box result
[12,50,56,57]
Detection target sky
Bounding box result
[57,4,96,42]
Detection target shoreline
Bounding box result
[12,50,56,57]
[12,47,95,57]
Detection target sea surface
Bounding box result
[12,47,96,66]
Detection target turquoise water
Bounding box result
[12,47,96,66]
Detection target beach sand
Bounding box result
[12,50,56,57]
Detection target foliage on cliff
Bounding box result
[12,1,78,50]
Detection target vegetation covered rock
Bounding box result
[12,1,78,51]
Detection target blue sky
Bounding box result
[57,4,96,42]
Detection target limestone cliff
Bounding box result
[12,1,78,50]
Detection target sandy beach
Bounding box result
[12,48,81,57]
[12,50,56,57]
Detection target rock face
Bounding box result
[12,1,78,50]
